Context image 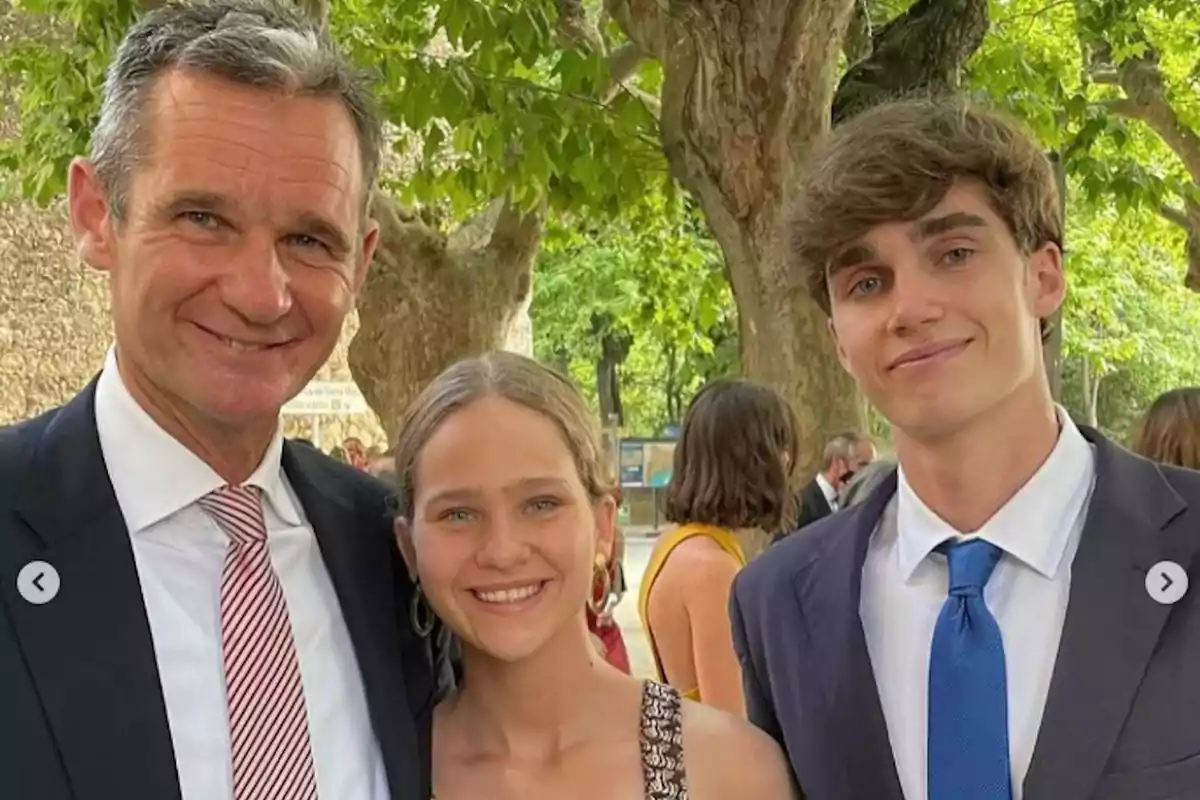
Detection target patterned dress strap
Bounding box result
[639,680,688,799]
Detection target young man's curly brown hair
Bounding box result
[792,96,1063,332]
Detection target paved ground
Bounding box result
[613,536,656,678]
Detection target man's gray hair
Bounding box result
[91,0,382,219]
[822,431,864,469]
[842,457,896,508]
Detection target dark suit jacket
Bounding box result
[0,382,437,800]
[731,428,1200,800]
[796,476,835,530]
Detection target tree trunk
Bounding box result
[591,313,632,427]
[663,341,681,425]
[348,194,541,441]
[612,0,989,477]
[551,344,572,377]
[1044,308,1065,401]
[1079,358,1101,428]
[1043,151,1068,401]
[1081,21,1200,293]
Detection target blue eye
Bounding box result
[181,211,220,229]
[288,234,325,249]
[284,234,336,258]
[527,496,562,513]
[849,275,883,297]
[438,508,473,523]
[942,247,975,265]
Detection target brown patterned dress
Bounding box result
[639,680,689,799]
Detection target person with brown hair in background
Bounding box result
[1130,387,1200,470]
[638,378,798,716]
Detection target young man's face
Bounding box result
[826,182,1064,441]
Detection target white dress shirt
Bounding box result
[94,349,389,800]
[816,472,840,512]
[860,408,1096,800]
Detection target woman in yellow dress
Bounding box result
[638,378,798,716]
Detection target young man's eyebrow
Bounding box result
[911,212,989,241]
[828,244,878,279]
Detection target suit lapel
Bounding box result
[0,382,180,799]
[1023,430,1193,800]
[793,470,905,800]
[806,478,833,519]
[282,443,425,799]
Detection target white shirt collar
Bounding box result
[94,347,302,534]
[816,472,840,507]
[895,405,1096,582]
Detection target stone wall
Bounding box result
[0,198,113,424]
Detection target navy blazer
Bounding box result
[731,428,1200,800]
[0,381,437,800]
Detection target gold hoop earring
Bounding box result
[409,583,436,639]
[587,553,612,615]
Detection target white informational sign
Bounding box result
[281,381,369,416]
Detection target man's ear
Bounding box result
[393,516,418,580]
[67,158,118,272]
[1029,241,1066,321]
[352,218,381,294]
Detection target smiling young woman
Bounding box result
[391,352,797,800]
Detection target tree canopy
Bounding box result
[2,0,1199,457]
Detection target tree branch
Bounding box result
[483,198,544,266]
[1114,51,1200,184]
[1005,0,1073,22]
[607,41,645,86]
[1158,200,1200,293]
[555,0,604,51]
[843,0,874,66]
[1080,18,1200,183]
[832,0,990,124]
[1099,97,1141,117]
[604,0,669,61]
[622,84,661,117]
[1159,203,1190,229]
[599,40,647,104]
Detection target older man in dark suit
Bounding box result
[0,3,440,799]
[795,432,877,529]
[731,97,1200,800]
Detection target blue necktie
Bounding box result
[928,538,1012,800]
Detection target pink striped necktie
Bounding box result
[199,485,318,800]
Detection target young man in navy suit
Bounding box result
[730,97,1200,800]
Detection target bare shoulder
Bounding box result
[665,535,741,579]
[680,698,798,799]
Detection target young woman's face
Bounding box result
[403,395,614,662]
